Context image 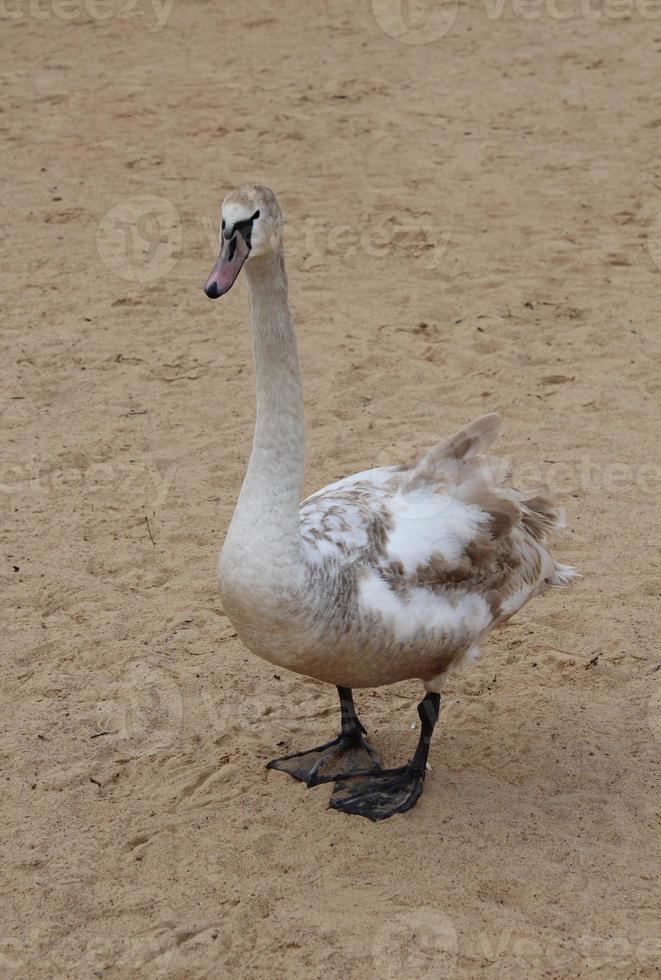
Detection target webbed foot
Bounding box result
[329,764,426,821]
[267,730,381,787]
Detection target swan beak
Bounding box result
[204,233,250,299]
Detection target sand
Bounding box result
[2,1,660,977]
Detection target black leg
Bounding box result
[329,692,441,821]
[409,692,440,775]
[266,687,381,787]
[338,686,364,737]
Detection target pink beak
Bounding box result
[204,232,250,299]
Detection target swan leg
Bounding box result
[329,692,440,821]
[266,687,381,787]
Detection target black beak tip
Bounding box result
[204,282,220,299]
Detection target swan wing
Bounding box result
[300,414,574,622]
[300,465,402,563]
[300,412,506,565]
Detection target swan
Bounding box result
[203,183,576,821]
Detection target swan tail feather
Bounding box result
[518,490,565,542]
[548,562,580,587]
[403,413,503,491]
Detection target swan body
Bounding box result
[221,437,573,693]
[204,183,575,820]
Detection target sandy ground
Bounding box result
[2,1,660,977]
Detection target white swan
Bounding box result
[204,183,576,821]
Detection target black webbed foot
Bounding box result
[267,730,381,787]
[329,764,426,821]
[328,692,440,821]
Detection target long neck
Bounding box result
[227,247,305,567]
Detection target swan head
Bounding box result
[204,183,283,299]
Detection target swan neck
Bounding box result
[228,247,304,569]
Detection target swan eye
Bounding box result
[221,219,226,231]
[251,210,260,221]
